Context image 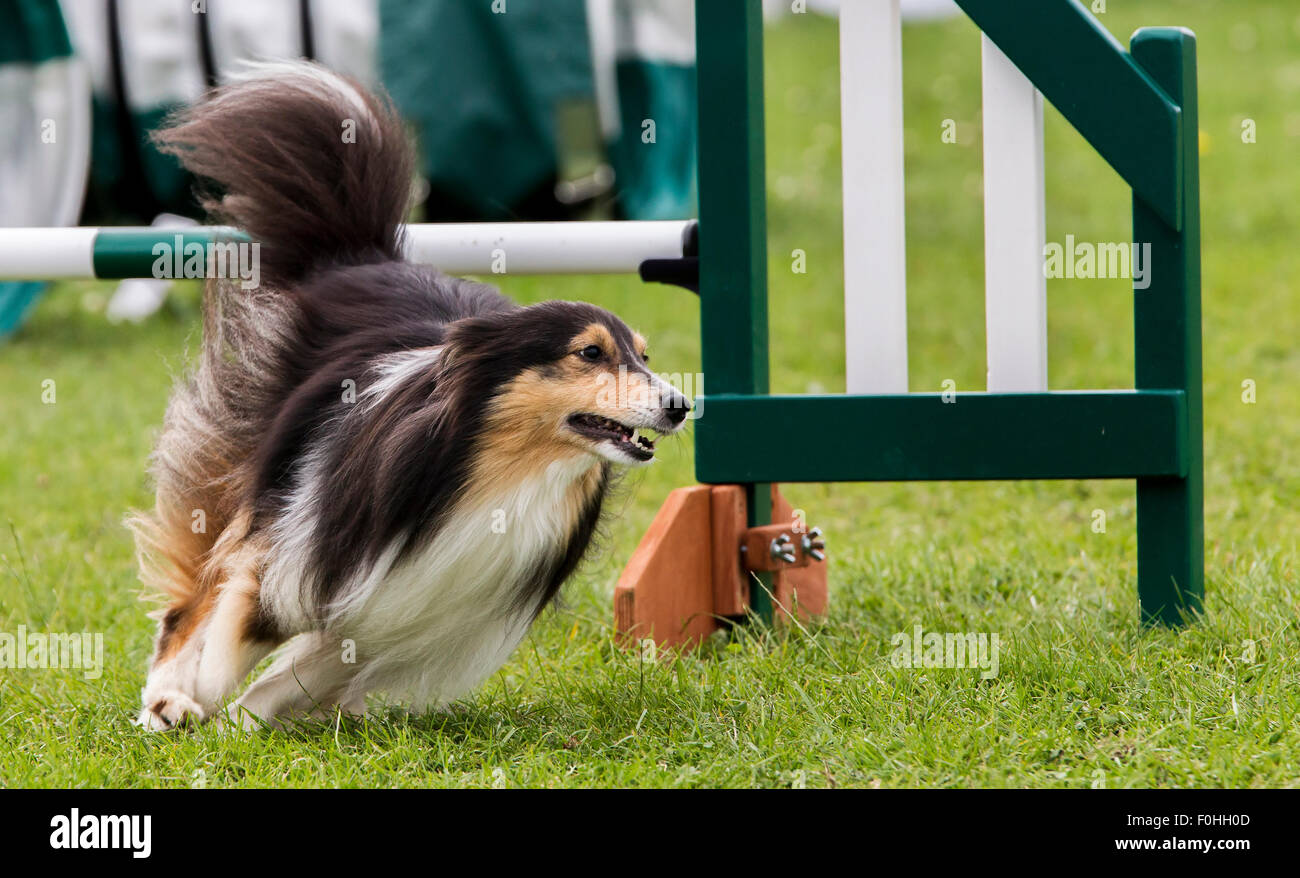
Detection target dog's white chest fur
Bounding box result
[303,455,597,709]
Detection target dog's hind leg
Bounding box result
[139,544,281,731]
[224,631,361,730]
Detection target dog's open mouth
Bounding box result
[567,413,658,461]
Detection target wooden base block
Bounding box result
[771,486,829,621]
[614,483,829,649]
[709,485,748,616]
[614,486,719,647]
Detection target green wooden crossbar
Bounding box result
[692,0,1203,627]
[695,391,1187,484]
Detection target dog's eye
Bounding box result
[577,345,603,362]
[641,351,649,363]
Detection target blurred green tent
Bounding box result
[380,0,696,221]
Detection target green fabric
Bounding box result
[379,0,593,219]
[85,99,193,223]
[0,0,72,65]
[0,282,46,339]
[87,96,122,197]
[132,105,192,211]
[0,0,75,339]
[608,59,697,220]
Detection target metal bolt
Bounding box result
[770,533,796,564]
[801,527,827,563]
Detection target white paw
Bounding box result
[218,702,266,733]
[137,689,206,731]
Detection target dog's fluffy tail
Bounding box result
[132,63,413,608]
[153,61,413,286]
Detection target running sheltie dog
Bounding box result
[130,62,691,731]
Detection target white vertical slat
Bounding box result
[841,0,909,394]
[981,34,1047,392]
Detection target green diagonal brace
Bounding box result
[955,0,1183,229]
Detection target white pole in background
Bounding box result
[840,0,909,394]
[403,220,690,275]
[981,34,1048,392]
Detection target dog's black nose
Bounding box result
[664,392,692,425]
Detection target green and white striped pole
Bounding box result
[0,221,695,280]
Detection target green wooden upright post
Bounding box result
[1131,28,1204,626]
[694,0,773,623]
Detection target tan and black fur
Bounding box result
[130,62,690,730]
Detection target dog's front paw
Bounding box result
[217,701,267,733]
[137,690,206,731]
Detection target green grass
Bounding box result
[2,0,1299,787]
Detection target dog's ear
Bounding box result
[443,309,557,373]
[433,313,518,408]
[439,315,509,381]
[444,314,506,356]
